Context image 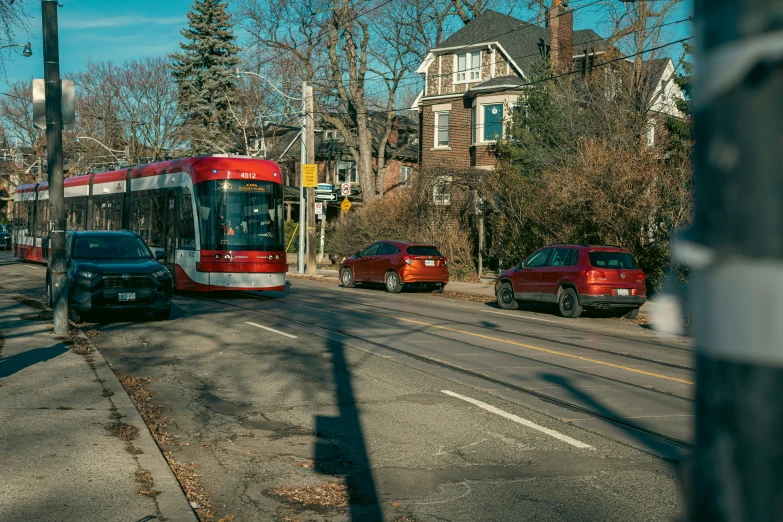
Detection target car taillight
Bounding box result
[443,258,448,266]
[637,272,645,283]
[581,269,606,280]
[402,255,413,265]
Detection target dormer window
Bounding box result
[455,52,481,83]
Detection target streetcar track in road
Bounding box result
[283,287,695,371]
[176,293,693,452]
[288,283,694,354]
[242,294,694,395]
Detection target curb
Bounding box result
[77,330,198,522]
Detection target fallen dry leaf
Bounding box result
[271,482,348,509]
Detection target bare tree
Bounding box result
[0,81,45,190]
[73,57,182,169]
[0,0,32,73]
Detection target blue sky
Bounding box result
[2,0,192,88]
[2,0,692,90]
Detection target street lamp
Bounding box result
[0,42,33,57]
[75,136,125,165]
[235,68,309,274]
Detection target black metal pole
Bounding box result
[42,0,68,334]
[689,0,783,519]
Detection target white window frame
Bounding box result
[472,94,518,145]
[433,176,452,205]
[454,51,482,84]
[335,160,358,184]
[400,166,412,187]
[646,123,655,148]
[434,111,450,148]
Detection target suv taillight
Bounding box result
[637,272,646,283]
[402,255,414,265]
[581,269,606,280]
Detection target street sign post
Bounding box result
[302,163,318,188]
[341,197,352,213]
[341,183,351,196]
[314,202,323,215]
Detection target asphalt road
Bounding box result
[2,253,690,521]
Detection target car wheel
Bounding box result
[341,268,355,288]
[385,271,402,293]
[69,306,84,324]
[153,307,172,321]
[496,282,519,310]
[619,307,639,320]
[558,288,583,318]
[46,276,53,308]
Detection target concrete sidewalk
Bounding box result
[286,265,652,314]
[0,291,195,522]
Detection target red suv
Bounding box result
[339,241,449,293]
[495,244,646,318]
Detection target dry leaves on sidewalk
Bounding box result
[271,482,349,508]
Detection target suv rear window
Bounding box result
[588,251,638,269]
[406,245,442,257]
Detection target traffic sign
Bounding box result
[314,202,323,215]
[341,197,352,213]
[316,183,333,192]
[315,192,337,201]
[302,164,318,187]
[341,183,351,196]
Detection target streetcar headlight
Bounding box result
[153,267,170,279]
[275,255,280,260]
[73,268,96,280]
[269,254,274,260]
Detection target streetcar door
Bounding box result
[164,190,178,273]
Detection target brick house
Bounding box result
[412,2,685,203]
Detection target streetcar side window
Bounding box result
[91,194,124,231]
[66,196,87,231]
[35,200,50,238]
[178,187,196,250]
[130,189,166,249]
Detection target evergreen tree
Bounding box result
[663,42,692,161]
[170,0,240,152]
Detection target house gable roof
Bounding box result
[430,9,611,78]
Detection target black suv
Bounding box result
[46,230,173,322]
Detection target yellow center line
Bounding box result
[298,298,694,386]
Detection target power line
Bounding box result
[359,13,691,99]
[310,35,692,118]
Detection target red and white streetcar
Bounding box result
[12,155,288,292]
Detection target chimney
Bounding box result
[547,0,573,73]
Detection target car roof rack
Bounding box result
[547,242,589,248]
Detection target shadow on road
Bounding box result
[315,340,384,521]
[540,372,687,460]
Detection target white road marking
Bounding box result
[441,389,593,449]
[245,321,298,339]
[21,264,44,270]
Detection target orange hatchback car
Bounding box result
[339,241,449,293]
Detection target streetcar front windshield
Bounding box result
[195,180,284,251]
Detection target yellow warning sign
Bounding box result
[341,197,352,213]
[302,164,318,187]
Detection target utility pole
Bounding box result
[688,1,783,520]
[305,85,316,275]
[42,0,67,334]
[297,81,306,273]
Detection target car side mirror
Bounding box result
[355,251,362,258]
[155,252,166,262]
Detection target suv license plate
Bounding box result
[118,292,136,302]
[616,289,630,296]
[425,260,435,266]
